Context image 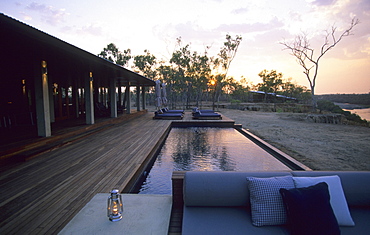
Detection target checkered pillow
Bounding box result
[247,176,295,226]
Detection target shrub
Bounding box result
[317,100,369,126]
[317,100,341,113]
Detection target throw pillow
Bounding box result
[293,175,355,226]
[246,175,295,226]
[280,182,340,235]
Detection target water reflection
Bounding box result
[139,127,290,194]
[171,128,235,171]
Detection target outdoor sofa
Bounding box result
[181,171,370,235]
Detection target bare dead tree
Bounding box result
[280,18,359,109]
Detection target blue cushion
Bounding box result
[280,182,340,235]
[246,175,295,226]
[293,175,354,226]
[154,112,182,117]
[193,112,221,117]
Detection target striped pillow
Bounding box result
[247,176,295,226]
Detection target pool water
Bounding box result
[138,127,290,194]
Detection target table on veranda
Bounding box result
[59,194,172,235]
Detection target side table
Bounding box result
[59,194,172,235]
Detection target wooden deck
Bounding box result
[0,110,235,234]
[0,111,176,234]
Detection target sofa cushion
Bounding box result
[247,175,295,226]
[291,171,370,207]
[293,175,355,226]
[280,182,340,235]
[184,171,291,207]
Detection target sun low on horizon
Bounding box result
[1,0,369,94]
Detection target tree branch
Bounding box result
[280,18,359,108]
[319,18,359,60]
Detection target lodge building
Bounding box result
[0,13,155,138]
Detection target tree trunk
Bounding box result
[311,86,317,112]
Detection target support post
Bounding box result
[110,77,117,118]
[125,83,131,114]
[136,85,141,112]
[48,74,55,123]
[118,80,122,107]
[141,86,146,110]
[34,60,51,137]
[73,79,80,118]
[85,72,94,124]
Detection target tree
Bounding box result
[214,34,243,76]
[224,77,250,102]
[212,34,242,109]
[258,70,283,93]
[98,43,132,67]
[157,63,176,108]
[133,49,157,78]
[280,78,311,103]
[170,41,192,108]
[257,70,283,102]
[188,51,211,107]
[280,18,359,109]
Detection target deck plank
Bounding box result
[0,112,173,234]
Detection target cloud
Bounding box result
[232,7,249,14]
[289,11,303,22]
[78,24,103,36]
[312,0,337,6]
[20,12,32,21]
[154,21,221,47]
[61,23,104,39]
[283,0,370,60]
[321,0,370,59]
[310,0,370,23]
[256,28,291,44]
[26,2,68,25]
[338,0,370,25]
[217,17,284,34]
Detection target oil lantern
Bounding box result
[107,189,123,221]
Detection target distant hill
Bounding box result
[317,93,370,106]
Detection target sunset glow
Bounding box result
[1,0,369,94]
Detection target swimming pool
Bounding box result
[138,127,290,194]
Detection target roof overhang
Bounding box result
[0,13,155,87]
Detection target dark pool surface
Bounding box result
[139,127,290,194]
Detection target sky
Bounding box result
[1,0,370,94]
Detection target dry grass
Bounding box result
[220,109,370,171]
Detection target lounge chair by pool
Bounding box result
[192,110,222,119]
[153,111,183,120]
[161,108,184,113]
[192,107,214,114]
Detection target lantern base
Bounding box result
[109,214,122,222]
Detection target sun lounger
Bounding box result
[153,111,183,120]
[161,108,184,113]
[192,111,222,119]
[192,108,214,114]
